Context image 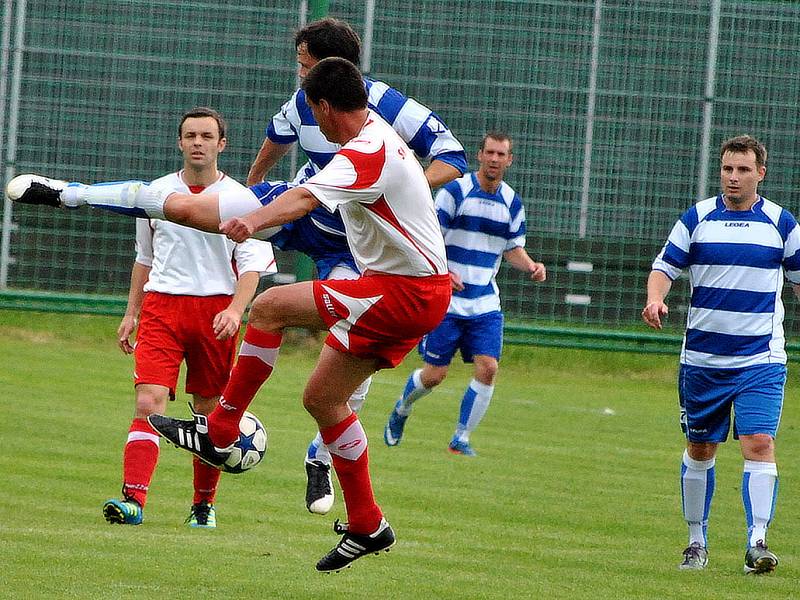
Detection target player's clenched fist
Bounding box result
[220,217,254,242]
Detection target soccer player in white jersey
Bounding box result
[247,17,467,514]
[7,58,452,571]
[103,108,275,528]
[642,135,800,574]
[383,133,546,456]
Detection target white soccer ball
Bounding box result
[221,411,267,474]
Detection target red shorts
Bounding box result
[313,273,451,368]
[134,292,237,398]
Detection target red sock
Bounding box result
[207,326,282,447]
[321,413,383,534]
[192,456,221,504]
[122,418,160,507]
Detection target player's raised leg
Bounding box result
[147,282,320,463]
[6,173,281,238]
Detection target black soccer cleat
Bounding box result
[147,409,231,468]
[305,460,334,515]
[744,540,778,575]
[315,518,396,573]
[5,174,67,207]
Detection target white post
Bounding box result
[1,0,27,289]
[578,0,603,239]
[696,0,721,202]
[289,0,308,179]
[362,0,376,74]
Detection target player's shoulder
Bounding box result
[212,173,248,192]
[688,196,719,222]
[498,181,520,205]
[149,172,182,189]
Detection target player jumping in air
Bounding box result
[8,57,452,572]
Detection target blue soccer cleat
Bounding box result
[448,438,477,457]
[103,498,143,525]
[383,401,409,447]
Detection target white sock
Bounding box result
[396,369,431,417]
[742,460,778,547]
[681,450,715,547]
[454,379,494,443]
[62,180,168,219]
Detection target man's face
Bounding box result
[720,150,765,205]
[178,116,225,170]
[477,137,513,182]
[297,42,319,80]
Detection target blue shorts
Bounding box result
[678,363,786,443]
[419,311,503,366]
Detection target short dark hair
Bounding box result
[480,132,513,152]
[720,134,766,168]
[178,107,226,139]
[295,18,361,66]
[302,57,367,112]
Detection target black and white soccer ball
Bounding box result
[221,411,267,474]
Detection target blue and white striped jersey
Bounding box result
[267,77,467,182]
[249,181,356,280]
[653,195,800,368]
[436,172,527,317]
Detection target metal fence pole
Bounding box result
[362,0,375,74]
[578,0,603,239]
[1,0,28,289]
[695,0,721,202]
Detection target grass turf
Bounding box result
[0,309,798,599]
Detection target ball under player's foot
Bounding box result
[315,518,396,573]
[5,174,70,207]
[147,411,232,468]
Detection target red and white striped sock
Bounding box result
[122,418,160,507]
[207,325,282,447]
[321,412,383,534]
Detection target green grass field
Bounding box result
[1,310,798,599]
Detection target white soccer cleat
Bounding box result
[5,174,68,207]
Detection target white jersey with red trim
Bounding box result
[135,171,276,296]
[300,110,447,277]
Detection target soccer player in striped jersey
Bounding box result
[246,17,467,513]
[642,135,800,574]
[384,133,546,456]
[247,17,467,190]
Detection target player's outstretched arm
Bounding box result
[221,186,320,243]
[642,270,672,330]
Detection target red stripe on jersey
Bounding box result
[365,195,439,273]
[339,143,386,189]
